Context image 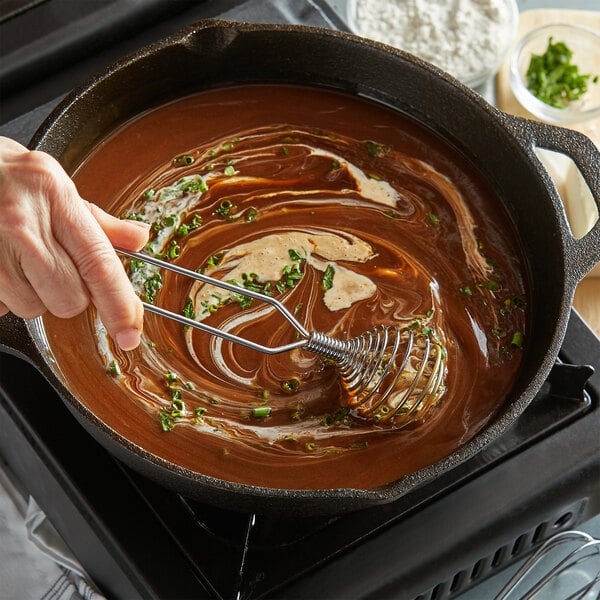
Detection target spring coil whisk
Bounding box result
[306,325,447,424]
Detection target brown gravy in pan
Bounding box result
[43,85,529,489]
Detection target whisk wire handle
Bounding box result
[115,247,310,354]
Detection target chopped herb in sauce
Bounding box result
[108,361,120,376]
[364,140,388,158]
[428,212,441,225]
[279,262,303,291]
[206,253,223,268]
[182,298,195,321]
[168,240,180,260]
[125,212,148,222]
[142,272,162,304]
[288,249,304,262]
[245,207,259,222]
[383,209,402,220]
[322,407,351,427]
[322,264,335,290]
[214,199,236,220]
[177,175,208,194]
[221,141,235,152]
[173,154,195,166]
[511,331,524,348]
[252,406,272,418]
[484,280,501,292]
[281,378,300,393]
[177,214,202,236]
[159,412,174,431]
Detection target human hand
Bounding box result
[0,136,150,350]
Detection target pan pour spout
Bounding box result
[116,248,448,427]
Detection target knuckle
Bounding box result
[0,202,33,237]
[50,294,90,319]
[22,150,61,177]
[0,269,44,320]
[19,150,77,201]
[76,244,122,284]
[7,297,46,320]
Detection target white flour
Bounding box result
[352,0,516,84]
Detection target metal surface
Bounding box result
[495,530,600,599]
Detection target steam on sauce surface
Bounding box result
[43,85,529,490]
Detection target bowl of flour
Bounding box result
[347,0,519,88]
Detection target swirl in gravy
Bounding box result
[42,85,528,490]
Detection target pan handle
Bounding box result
[499,113,600,279]
[0,312,43,367]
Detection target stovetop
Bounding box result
[1,312,598,599]
[1,1,599,599]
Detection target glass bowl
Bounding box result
[346,0,518,89]
[509,24,600,124]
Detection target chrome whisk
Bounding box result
[116,248,447,425]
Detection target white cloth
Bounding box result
[0,464,105,600]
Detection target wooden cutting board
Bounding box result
[496,9,600,339]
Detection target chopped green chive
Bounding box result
[160,412,174,431]
[173,154,194,166]
[108,361,120,376]
[252,406,272,418]
[511,331,524,348]
[428,212,441,225]
[322,264,335,290]
[281,378,300,393]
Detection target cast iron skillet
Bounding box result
[1,21,599,515]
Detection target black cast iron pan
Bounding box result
[1,21,599,515]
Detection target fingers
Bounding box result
[0,140,150,350]
[0,148,88,319]
[66,236,146,351]
[84,205,151,350]
[53,193,149,351]
[17,236,90,319]
[87,203,150,251]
